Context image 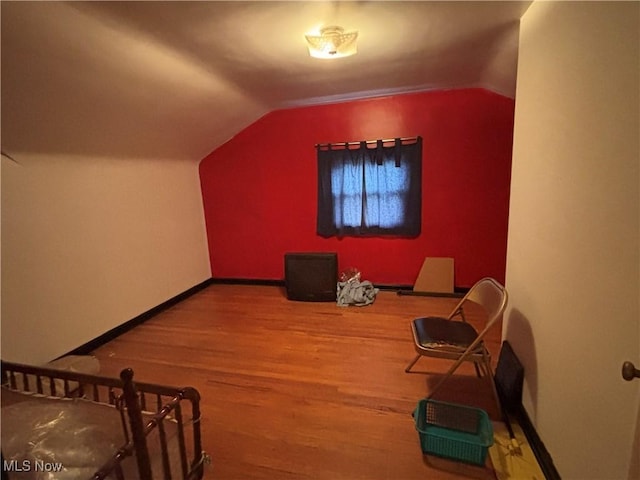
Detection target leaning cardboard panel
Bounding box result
[413,257,454,293]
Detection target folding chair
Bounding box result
[405,277,508,408]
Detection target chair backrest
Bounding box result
[449,277,508,329]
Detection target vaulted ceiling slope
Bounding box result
[1,1,531,162]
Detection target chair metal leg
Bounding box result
[405,354,422,373]
[482,352,503,414]
[407,347,502,414]
[427,353,471,399]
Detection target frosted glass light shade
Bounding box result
[305,26,358,59]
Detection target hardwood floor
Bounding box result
[92,284,502,480]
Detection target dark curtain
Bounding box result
[317,137,422,238]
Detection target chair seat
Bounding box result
[413,316,481,352]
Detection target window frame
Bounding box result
[316,137,422,238]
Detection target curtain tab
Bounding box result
[376,140,384,165]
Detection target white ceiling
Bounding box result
[1,1,531,162]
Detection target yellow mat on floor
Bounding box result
[489,419,546,480]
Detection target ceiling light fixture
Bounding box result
[305,26,358,59]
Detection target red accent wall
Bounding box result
[199,89,513,288]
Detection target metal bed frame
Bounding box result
[1,361,207,480]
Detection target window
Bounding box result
[317,137,422,237]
